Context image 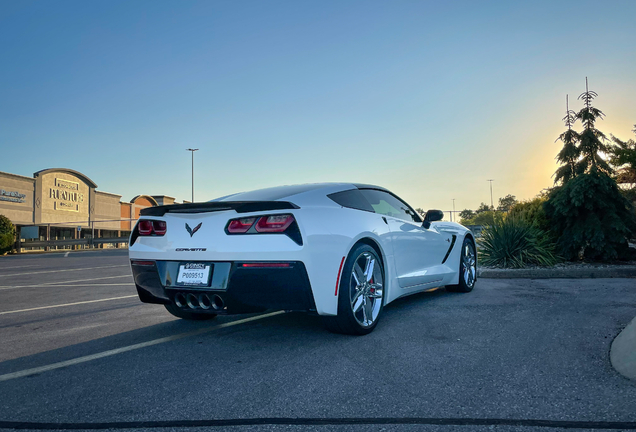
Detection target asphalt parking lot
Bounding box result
[0,250,635,432]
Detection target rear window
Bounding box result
[327,189,375,212]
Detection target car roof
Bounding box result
[212,182,388,203]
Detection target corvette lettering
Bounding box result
[175,248,207,251]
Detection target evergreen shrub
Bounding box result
[0,215,15,254]
[508,197,551,233]
[544,172,636,261]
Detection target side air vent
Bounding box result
[441,235,457,264]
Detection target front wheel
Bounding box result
[323,244,385,335]
[446,237,477,293]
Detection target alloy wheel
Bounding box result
[462,242,476,288]
[349,251,384,327]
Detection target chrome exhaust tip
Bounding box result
[186,293,200,309]
[198,294,212,310]
[211,294,225,311]
[174,293,187,308]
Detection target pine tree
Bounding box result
[575,78,613,175]
[544,173,636,260]
[554,95,580,184]
[546,80,635,261]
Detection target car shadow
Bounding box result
[0,287,454,377]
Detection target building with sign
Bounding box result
[0,168,177,250]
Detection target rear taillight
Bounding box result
[225,214,300,245]
[227,217,257,233]
[137,219,167,236]
[255,214,294,233]
[152,220,167,235]
[138,220,153,235]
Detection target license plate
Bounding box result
[176,263,212,287]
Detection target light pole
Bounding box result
[186,148,199,202]
[487,179,494,210]
[452,198,456,222]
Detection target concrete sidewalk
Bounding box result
[479,265,636,279]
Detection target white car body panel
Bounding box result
[385,217,451,288]
[129,183,473,317]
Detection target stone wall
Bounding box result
[0,171,35,225]
[94,191,123,231]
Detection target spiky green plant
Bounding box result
[478,216,559,268]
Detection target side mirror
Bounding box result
[423,209,443,229]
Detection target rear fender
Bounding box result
[302,207,393,316]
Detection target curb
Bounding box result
[478,266,636,279]
[611,315,636,382]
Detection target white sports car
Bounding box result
[129,183,477,335]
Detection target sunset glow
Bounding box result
[1,0,635,216]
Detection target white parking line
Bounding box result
[23,283,134,287]
[0,311,285,382]
[0,275,133,291]
[0,295,138,315]
[1,264,128,277]
[45,275,132,285]
[0,265,39,271]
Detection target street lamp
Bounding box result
[186,148,199,202]
[487,179,494,210]
[452,198,456,222]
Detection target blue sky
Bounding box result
[1,0,635,214]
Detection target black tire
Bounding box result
[323,244,385,335]
[446,237,477,293]
[164,303,218,321]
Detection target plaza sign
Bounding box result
[50,178,85,212]
[0,189,26,203]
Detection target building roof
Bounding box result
[33,168,98,188]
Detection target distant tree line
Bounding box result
[458,194,519,226]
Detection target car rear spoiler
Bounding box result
[140,201,300,217]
